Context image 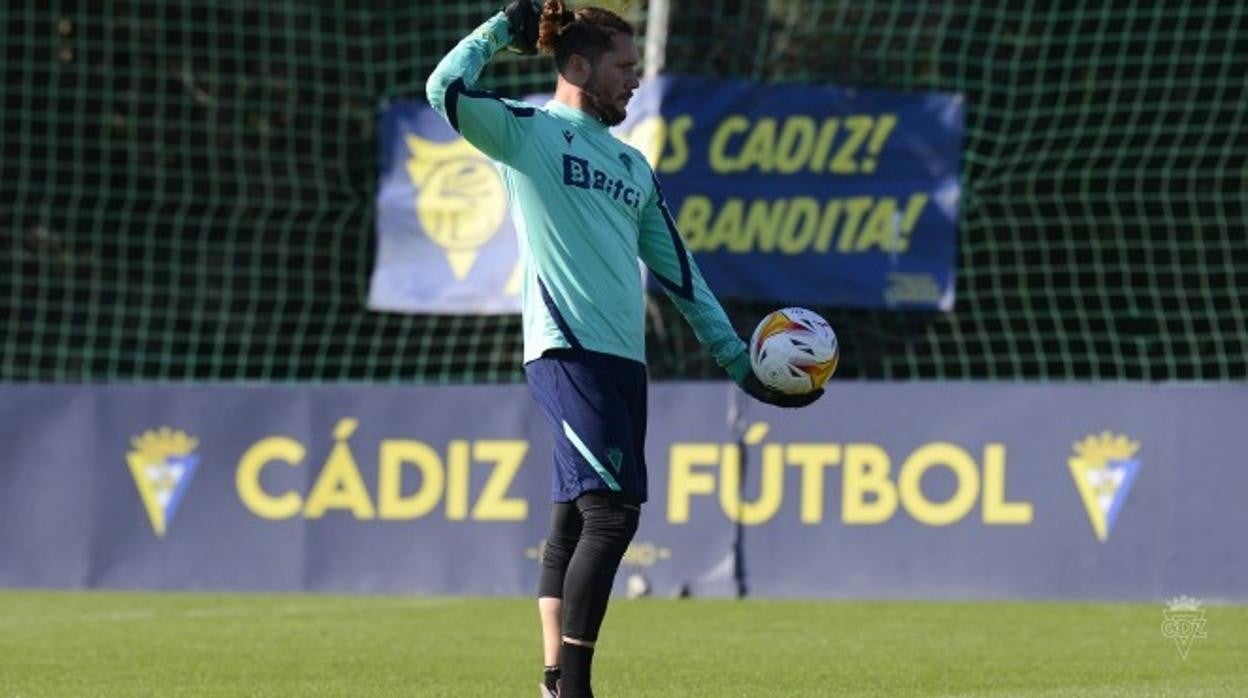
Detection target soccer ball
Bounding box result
[749,307,839,395]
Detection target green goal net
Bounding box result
[2,1,1244,382]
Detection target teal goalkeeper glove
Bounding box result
[504,0,542,54]
[725,351,825,409]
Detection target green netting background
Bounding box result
[2,1,1245,382]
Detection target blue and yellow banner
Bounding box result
[2,383,1246,600]
[618,75,964,309]
[371,75,962,313]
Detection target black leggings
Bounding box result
[538,491,641,643]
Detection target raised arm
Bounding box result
[425,12,535,163]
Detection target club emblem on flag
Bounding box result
[406,134,508,280]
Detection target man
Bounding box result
[426,2,822,695]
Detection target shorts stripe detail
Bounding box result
[561,420,621,492]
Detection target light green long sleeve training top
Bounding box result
[425,12,751,380]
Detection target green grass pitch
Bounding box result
[1,591,1244,696]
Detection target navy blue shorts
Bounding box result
[525,349,648,504]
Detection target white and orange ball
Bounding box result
[749,307,839,395]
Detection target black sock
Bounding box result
[559,642,595,698]
[544,665,561,692]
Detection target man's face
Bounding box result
[582,33,640,126]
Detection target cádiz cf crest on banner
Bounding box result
[369,101,532,314]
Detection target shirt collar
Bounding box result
[545,99,608,132]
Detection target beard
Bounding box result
[582,74,627,126]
